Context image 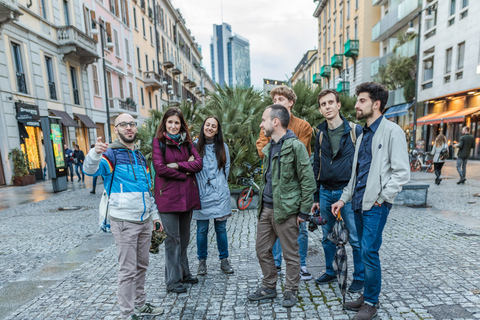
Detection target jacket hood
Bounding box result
[109,139,138,150]
[269,129,297,179]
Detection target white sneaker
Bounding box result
[300,266,312,281]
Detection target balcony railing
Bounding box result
[144,71,162,90]
[109,98,137,114]
[371,0,422,42]
[171,64,182,76]
[344,39,359,57]
[16,72,27,94]
[48,81,57,100]
[312,73,322,84]
[169,95,181,106]
[320,65,331,78]
[331,54,343,69]
[57,26,98,65]
[370,52,393,77]
[163,54,174,69]
[395,38,417,58]
[73,89,80,105]
[337,81,350,93]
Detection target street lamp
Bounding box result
[407,6,433,149]
[90,19,114,143]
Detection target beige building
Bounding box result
[291,50,318,87]
[313,0,380,95]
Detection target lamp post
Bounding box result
[407,6,433,149]
[90,20,114,143]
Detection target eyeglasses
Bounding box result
[115,122,137,129]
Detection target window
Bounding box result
[63,0,70,25]
[39,0,47,19]
[145,54,149,71]
[450,0,456,16]
[328,26,330,42]
[323,11,327,26]
[339,10,343,28]
[70,66,80,105]
[423,58,434,82]
[148,92,152,109]
[119,76,124,99]
[137,47,141,70]
[457,42,465,69]
[460,10,468,19]
[45,57,56,100]
[92,65,100,95]
[333,18,336,36]
[354,18,358,39]
[106,71,113,98]
[121,0,129,26]
[129,82,133,98]
[133,7,137,29]
[355,0,358,9]
[346,26,350,41]
[339,35,343,54]
[11,42,27,94]
[462,0,468,8]
[125,38,130,64]
[445,48,452,73]
[142,17,146,38]
[114,29,120,58]
[333,41,336,54]
[323,31,326,48]
[448,17,455,26]
[347,0,350,19]
[140,87,145,107]
[150,26,153,45]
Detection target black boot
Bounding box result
[90,188,96,194]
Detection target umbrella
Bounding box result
[326,212,350,304]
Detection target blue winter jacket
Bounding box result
[83,140,160,223]
[192,142,231,220]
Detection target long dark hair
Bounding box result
[156,107,192,144]
[196,116,226,170]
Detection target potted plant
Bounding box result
[8,148,36,186]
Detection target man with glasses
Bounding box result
[84,113,164,320]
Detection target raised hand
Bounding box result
[94,137,108,154]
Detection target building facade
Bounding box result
[210,23,251,88]
[291,49,318,87]
[313,0,380,95]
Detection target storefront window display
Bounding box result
[21,126,41,171]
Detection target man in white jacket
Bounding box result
[331,82,410,320]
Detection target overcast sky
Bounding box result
[172,0,318,89]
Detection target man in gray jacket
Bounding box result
[331,82,410,320]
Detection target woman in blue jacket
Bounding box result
[193,116,234,275]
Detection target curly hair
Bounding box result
[355,82,389,113]
[270,85,297,105]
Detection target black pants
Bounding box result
[434,162,444,181]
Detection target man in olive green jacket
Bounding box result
[248,104,316,308]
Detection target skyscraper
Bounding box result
[211,23,251,87]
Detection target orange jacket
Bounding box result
[256,114,312,159]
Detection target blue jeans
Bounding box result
[75,163,84,181]
[355,205,390,306]
[196,219,229,260]
[66,162,74,180]
[320,186,364,281]
[273,221,308,267]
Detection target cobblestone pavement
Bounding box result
[1,163,480,320]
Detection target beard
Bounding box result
[356,107,374,120]
[263,127,274,137]
[118,131,137,143]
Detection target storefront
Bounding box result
[74,114,97,154]
[49,109,80,148]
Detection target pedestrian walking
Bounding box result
[331,82,410,320]
[90,144,98,193]
[454,126,474,184]
[430,134,448,185]
[256,85,313,281]
[152,107,203,294]
[73,144,85,182]
[193,116,234,276]
[64,144,74,182]
[311,89,364,293]
[248,104,316,308]
[83,113,164,320]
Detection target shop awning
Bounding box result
[415,110,458,125]
[49,109,80,127]
[384,102,413,118]
[442,106,480,123]
[74,113,97,128]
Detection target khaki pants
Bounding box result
[256,207,300,291]
[111,220,151,318]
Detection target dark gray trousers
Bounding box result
[456,157,468,179]
[160,211,193,290]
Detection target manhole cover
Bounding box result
[473,193,480,197]
[427,305,472,319]
[467,201,476,204]
[58,206,83,211]
[454,232,480,237]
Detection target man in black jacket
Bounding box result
[73,144,85,182]
[311,89,364,293]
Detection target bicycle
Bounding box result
[410,149,434,173]
[236,163,262,210]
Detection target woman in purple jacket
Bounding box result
[152,107,203,294]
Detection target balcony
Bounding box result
[171,64,182,76]
[144,71,162,90]
[188,77,197,88]
[109,98,138,116]
[337,81,350,93]
[182,76,191,86]
[331,54,343,69]
[395,38,417,58]
[163,54,174,69]
[344,39,359,58]
[57,26,99,65]
[195,86,204,96]
[0,0,22,28]
[370,52,393,77]
[312,73,322,84]
[320,65,331,78]
[169,95,181,106]
[371,0,422,42]
[72,89,80,105]
[372,0,388,6]
[140,0,145,11]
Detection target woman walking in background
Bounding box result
[431,134,448,185]
[193,116,234,276]
[152,107,203,293]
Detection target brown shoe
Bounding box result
[344,295,364,311]
[352,303,377,320]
